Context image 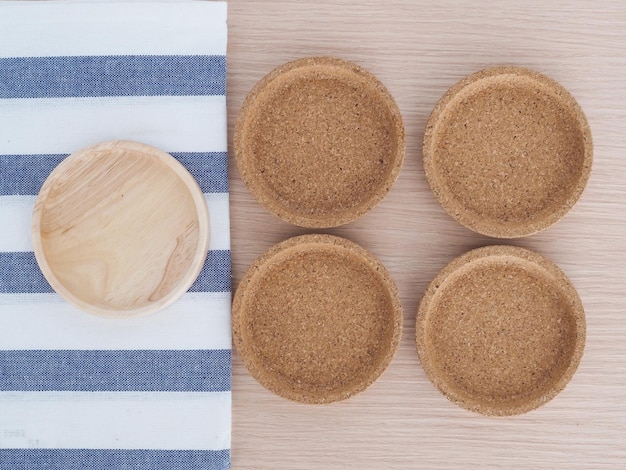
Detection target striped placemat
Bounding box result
[0,2,231,469]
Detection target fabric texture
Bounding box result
[0,2,230,469]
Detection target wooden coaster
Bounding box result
[32,140,210,318]
[416,245,585,416]
[232,234,403,403]
[234,56,405,228]
[423,66,592,238]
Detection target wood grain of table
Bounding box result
[227,1,626,468]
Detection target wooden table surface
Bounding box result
[227,1,626,468]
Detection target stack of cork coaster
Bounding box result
[232,234,403,404]
[416,245,586,416]
[422,66,592,238]
[417,66,591,415]
[234,56,405,228]
[233,57,405,403]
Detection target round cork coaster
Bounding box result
[32,140,210,318]
[232,234,403,403]
[234,56,405,228]
[423,66,592,238]
[416,245,585,416]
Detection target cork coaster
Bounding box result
[234,56,405,228]
[416,245,585,416]
[423,66,592,238]
[232,234,403,403]
[32,141,210,318]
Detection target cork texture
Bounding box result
[416,245,586,416]
[232,234,403,404]
[423,66,593,238]
[234,56,405,228]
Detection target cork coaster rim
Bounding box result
[232,233,403,404]
[31,140,210,318]
[423,66,593,238]
[416,245,586,416]
[234,56,405,228]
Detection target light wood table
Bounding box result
[227,1,626,468]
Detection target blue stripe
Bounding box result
[190,250,231,293]
[0,349,231,392]
[0,250,230,294]
[0,55,226,98]
[0,448,230,470]
[0,152,228,195]
[174,152,229,194]
[0,251,51,293]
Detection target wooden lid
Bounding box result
[423,66,593,238]
[32,140,210,318]
[416,245,586,416]
[232,234,403,403]
[234,56,405,228]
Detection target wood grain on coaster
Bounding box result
[31,140,210,318]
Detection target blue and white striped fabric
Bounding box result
[0,2,230,469]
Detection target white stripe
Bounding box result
[0,194,230,252]
[0,196,32,252]
[0,2,227,58]
[0,292,232,350]
[206,193,231,251]
[0,96,227,154]
[0,390,231,450]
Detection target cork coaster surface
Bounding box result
[234,57,405,228]
[232,234,403,404]
[416,245,585,416]
[423,67,592,238]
